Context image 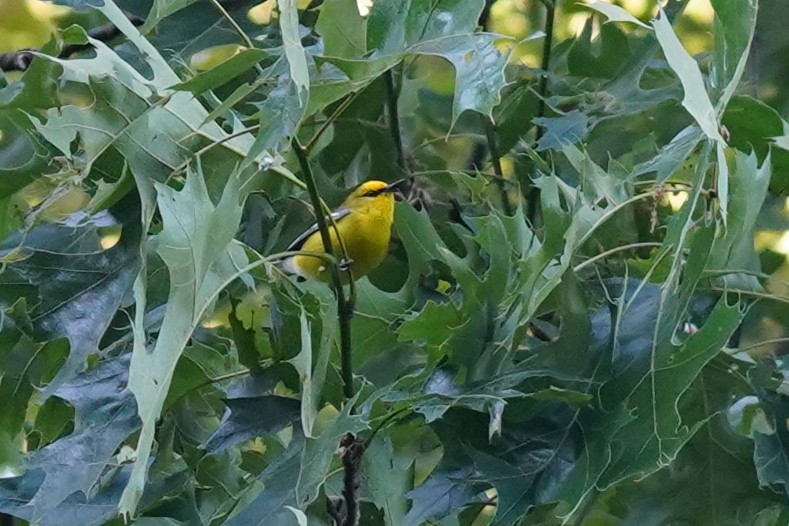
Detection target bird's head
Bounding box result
[343,179,405,209]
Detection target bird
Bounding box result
[281,179,404,282]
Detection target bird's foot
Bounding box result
[339,258,355,272]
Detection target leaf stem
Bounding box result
[527,0,556,223]
[207,0,255,49]
[737,337,789,353]
[305,92,362,154]
[206,0,267,77]
[291,138,355,400]
[573,242,662,272]
[363,407,411,450]
[483,116,514,215]
[176,124,262,173]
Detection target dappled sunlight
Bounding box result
[99,226,122,250]
[0,0,68,53]
[491,0,716,66]
[666,190,689,211]
[189,44,246,71]
[248,0,277,25]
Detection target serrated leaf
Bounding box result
[203,396,301,453]
[404,466,483,526]
[653,9,730,220]
[226,406,367,525]
[411,34,507,125]
[653,10,722,144]
[364,433,412,525]
[0,210,140,396]
[0,355,139,525]
[710,0,758,110]
[316,0,368,59]
[278,0,310,103]
[121,166,254,515]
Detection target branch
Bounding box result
[340,434,363,526]
[290,138,355,400]
[336,433,364,526]
[527,0,556,223]
[483,115,514,216]
[383,69,407,177]
[0,14,143,72]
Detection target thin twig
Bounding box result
[706,287,789,305]
[206,0,266,76]
[483,115,514,215]
[291,138,355,400]
[363,407,411,450]
[305,92,362,154]
[207,0,255,48]
[527,0,556,223]
[737,337,789,353]
[173,124,262,174]
[573,242,663,273]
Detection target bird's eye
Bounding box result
[364,189,380,197]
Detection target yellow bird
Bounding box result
[282,180,403,282]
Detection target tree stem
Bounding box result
[291,138,355,400]
[528,0,556,223]
[483,116,514,215]
[384,69,407,177]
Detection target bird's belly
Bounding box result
[290,213,391,282]
[342,216,390,278]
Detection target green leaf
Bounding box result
[404,465,483,526]
[0,209,140,396]
[144,0,201,30]
[121,166,254,515]
[288,299,336,438]
[708,150,770,290]
[367,0,485,53]
[652,10,722,144]
[226,406,367,525]
[534,110,590,151]
[316,0,368,59]
[754,393,789,498]
[322,32,507,126]
[0,328,68,437]
[582,1,650,29]
[364,433,412,525]
[0,110,53,199]
[710,0,758,110]
[164,339,236,410]
[278,0,310,102]
[0,355,139,524]
[203,395,301,453]
[410,34,508,125]
[652,9,729,219]
[172,48,271,94]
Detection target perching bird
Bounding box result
[282,179,404,282]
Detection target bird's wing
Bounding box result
[286,208,351,251]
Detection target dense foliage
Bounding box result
[0,0,788,524]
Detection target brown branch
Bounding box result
[0,13,143,72]
[336,433,365,526]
